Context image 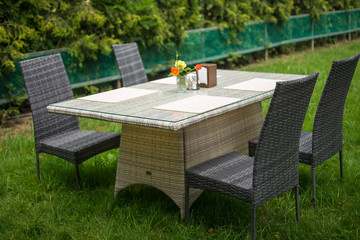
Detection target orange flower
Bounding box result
[195,64,202,70]
[171,67,180,76]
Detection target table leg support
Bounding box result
[114,102,264,219]
[114,124,198,219]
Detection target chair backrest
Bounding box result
[253,72,318,205]
[20,53,79,152]
[312,53,360,166]
[112,43,148,87]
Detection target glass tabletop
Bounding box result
[47,69,306,130]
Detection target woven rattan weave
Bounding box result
[115,102,264,219]
[112,43,148,87]
[20,53,121,185]
[249,53,360,206]
[47,70,306,131]
[46,69,307,216]
[186,72,318,240]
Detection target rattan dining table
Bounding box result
[47,69,306,218]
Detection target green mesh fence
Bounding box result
[1,9,360,105]
[351,10,360,29]
[267,15,313,47]
[315,11,349,38]
[0,49,121,105]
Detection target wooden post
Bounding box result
[265,49,268,63]
[311,21,314,52]
[117,79,121,88]
[311,39,314,52]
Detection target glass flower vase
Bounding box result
[176,75,187,93]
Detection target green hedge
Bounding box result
[2,0,360,76]
[1,1,360,105]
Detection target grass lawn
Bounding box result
[1,40,360,239]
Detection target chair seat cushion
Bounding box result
[299,130,313,165]
[186,151,253,202]
[39,130,121,164]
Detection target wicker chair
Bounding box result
[20,53,121,185]
[185,72,318,240]
[112,43,148,87]
[249,53,360,206]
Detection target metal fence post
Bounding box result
[202,30,206,61]
[265,22,268,62]
[348,11,352,41]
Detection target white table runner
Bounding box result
[79,88,158,103]
[152,75,223,85]
[224,78,286,92]
[152,77,176,84]
[153,95,240,114]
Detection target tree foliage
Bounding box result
[1,0,359,76]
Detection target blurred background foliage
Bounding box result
[1,0,360,77]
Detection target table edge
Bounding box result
[47,91,273,131]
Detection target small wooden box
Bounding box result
[198,63,217,88]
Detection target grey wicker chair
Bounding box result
[112,43,148,87]
[249,53,360,206]
[20,53,121,185]
[185,72,318,240]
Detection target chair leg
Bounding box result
[185,184,190,224]
[312,166,316,207]
[36,153,40,181]
[339,150,343,179]
[295,185,299,223]
[75,164,81,186]
[248,144,254,157]
[252,204,256,240]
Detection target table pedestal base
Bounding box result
[114,102,264,219]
